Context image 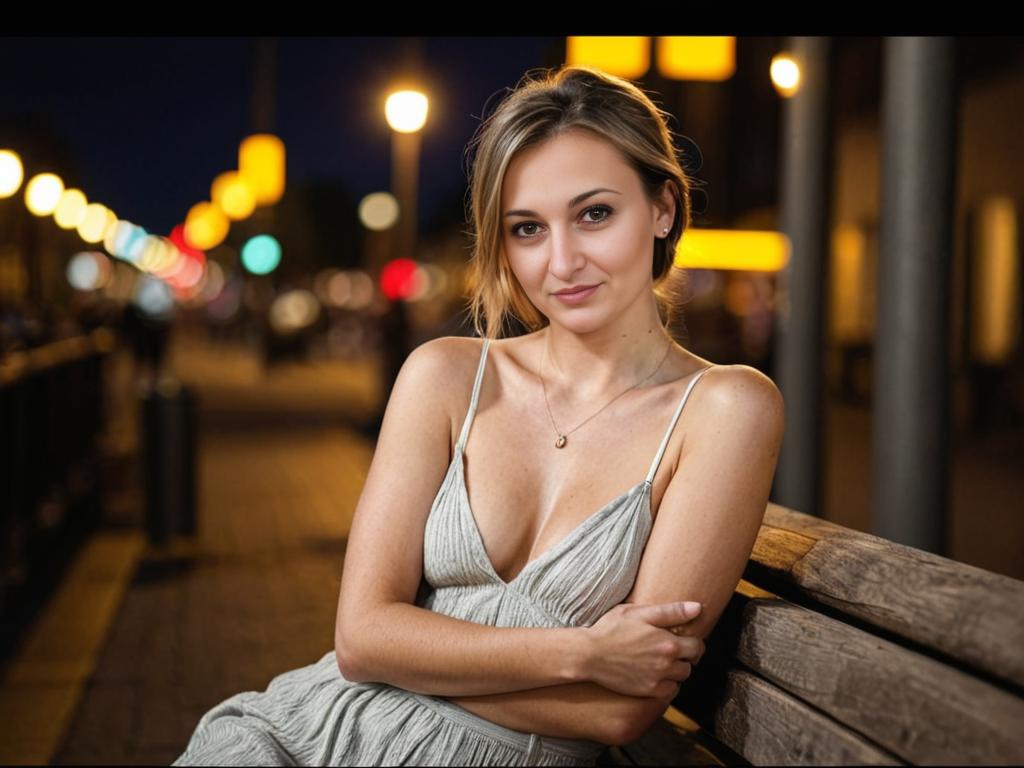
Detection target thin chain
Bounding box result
[539,334,673,447]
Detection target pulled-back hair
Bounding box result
[462,64,695,342]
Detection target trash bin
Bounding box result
[140,377,198,546]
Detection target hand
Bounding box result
[581,601,705,698]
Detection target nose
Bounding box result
[546,226,586,282]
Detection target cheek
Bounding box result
[505,251,543,290]
[596,227,653,277]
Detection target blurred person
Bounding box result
[174,65,783,766]
[120,300,170,392]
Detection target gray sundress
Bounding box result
[172,338,712,767]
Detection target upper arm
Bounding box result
[618,366,785,737]
[334,336,466,669]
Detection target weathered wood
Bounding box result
[600,507,1024,766]
[750,503,1024,690]
[712,669,904,766]
[727,588,1024,764]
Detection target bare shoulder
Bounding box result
[687,364,785,453]
[399,336,488,426]
[406,335,486,371]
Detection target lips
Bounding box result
[553,284,599,296]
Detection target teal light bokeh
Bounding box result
[241,234,282,275]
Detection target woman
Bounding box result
[173,64,783,767]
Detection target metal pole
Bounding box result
[873,37,957,554]
[390,130,421,263]
[774,37,833,517]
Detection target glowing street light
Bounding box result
[566,37,650,79]
[212,170,257,220]
[54,188,88,230]
[771,53,801,98]
[25,172,64,215]
[384,87,429,276]
[0,150,24,198]
[77,202,117,243]
[656,37,735,81]
[384,90,429,133]
[239,134,285,206]
[184,201,230,250]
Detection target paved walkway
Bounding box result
[53,424,373,765]
[52,327,378,765]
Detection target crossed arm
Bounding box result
[440,368,783,743]
[337,352,784,746]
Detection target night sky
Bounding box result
[0,36,562,239]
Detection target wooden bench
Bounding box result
[597,503,1024,766]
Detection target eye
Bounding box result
[508,204,614,239]
[510,221,540,238]
[582,204,613,224]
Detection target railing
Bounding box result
[0,328,115,661]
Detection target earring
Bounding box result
[662,227,669,236]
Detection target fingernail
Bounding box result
[682,601,701,613]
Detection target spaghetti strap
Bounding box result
[645,366,715,484]
[456,338,491,453]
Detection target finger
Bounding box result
[638,601,702,626]
[653,678,682,699]
[675,636,703,658]
[665,660,692,682]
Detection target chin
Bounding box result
[546,308,611,335]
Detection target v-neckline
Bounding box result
[450,446,653,588]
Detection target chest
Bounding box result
[450,398,683,583]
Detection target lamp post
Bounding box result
[383,89,428,272]
[371,88,428,424]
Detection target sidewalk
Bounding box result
[6,327,382,765]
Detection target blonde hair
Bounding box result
[462,64,695,341]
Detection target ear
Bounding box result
[652,180,676,235]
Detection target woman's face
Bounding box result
[500,129,674,334]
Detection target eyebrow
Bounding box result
[503,188,622,218]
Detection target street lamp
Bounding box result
[383,88,429,274]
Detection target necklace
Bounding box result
[538,334,673,449]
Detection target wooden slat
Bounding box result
[725,587,1024,764]
[750,503,1024,690]
[711,669,904,766]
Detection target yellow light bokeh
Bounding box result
[675,229,790,272]
[384,90,429,133]
[771,54,801,98]
[54,188,88,229]
[77,203,117,243]
[0,150,25,198]
[238,134,285,206]
[211,171,257,220]
[139,235,179,274]
[656,37,735,82]
[566,37,651,79]
[972,196,1020,363]
[830,224,873,341]
[184,201,230,250]
[25,173,65,216]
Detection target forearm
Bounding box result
[338,601,589,697]
[444,681,638,745]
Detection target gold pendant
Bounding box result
[555,435,567,449]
